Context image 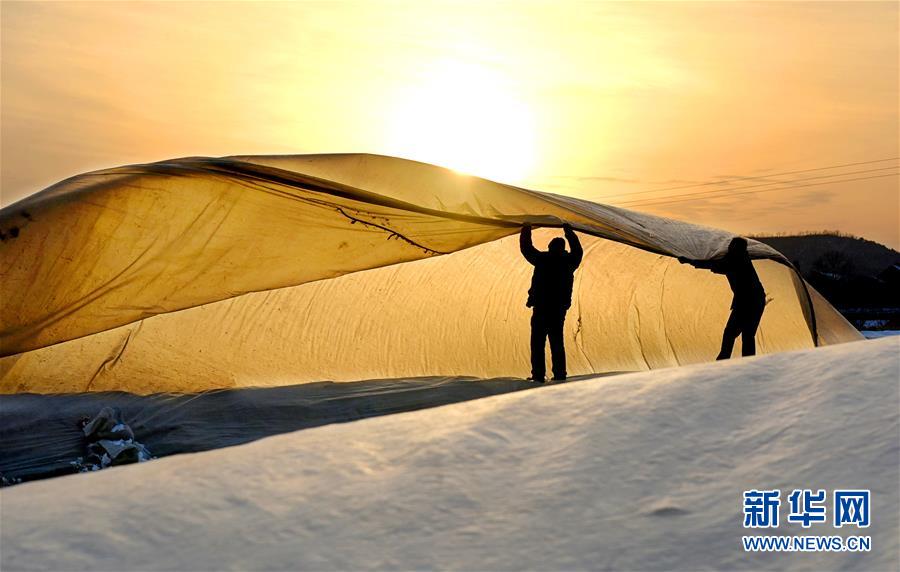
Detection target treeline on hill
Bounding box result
[752,233,900,331]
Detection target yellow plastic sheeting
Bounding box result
[1,232,856,395]
[1,154,793,358]
[0,154,861,394]
[808,286,865,346]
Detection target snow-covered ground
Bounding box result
[862,330,900,339]
[2,338,898,571]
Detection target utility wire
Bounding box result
[600,157,899,201]
[616,165,899,207]
[617,172,899,209]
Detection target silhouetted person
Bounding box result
[678,237,766,359]
[520,223,583,382]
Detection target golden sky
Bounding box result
[2,1,898,246]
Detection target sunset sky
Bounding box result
[2,1,898,246]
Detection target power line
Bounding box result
[600,157,899,201]
[617,172,899,209]
[616,165,899,207]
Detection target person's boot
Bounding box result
[527,376,546,383]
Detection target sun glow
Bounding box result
[386,60,537,183]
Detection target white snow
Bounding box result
[862,330,900,339]
[2,338,898,571]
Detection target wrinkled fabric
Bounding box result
[0,376,538,484]
[0,154,861,394]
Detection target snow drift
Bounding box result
[0,154,859,393]
[2,337,896,571]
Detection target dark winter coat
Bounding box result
[520,227,583,310]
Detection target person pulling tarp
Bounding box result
[679,237,768,359]
[519,223,583,382]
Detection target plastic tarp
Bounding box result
[0,154,861,394]
[0,376,538,483]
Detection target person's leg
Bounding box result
[717,309,741,360]
[549,310,567,380]
[740,302,765,357]
[530,310,547,380]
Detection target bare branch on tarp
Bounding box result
[336,207,446,256]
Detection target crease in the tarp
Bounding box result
[627,277,652,371]
[85,320,143,391]
[571,241,597,374]
[174,195,241,288]
[658,258,680,365]
[2,234,161,347]
[478,264,503,353]
[789,264,820,347]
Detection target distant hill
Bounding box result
[751,233,899,329]
[752,233,899,277]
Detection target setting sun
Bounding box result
[385,60,537,183]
